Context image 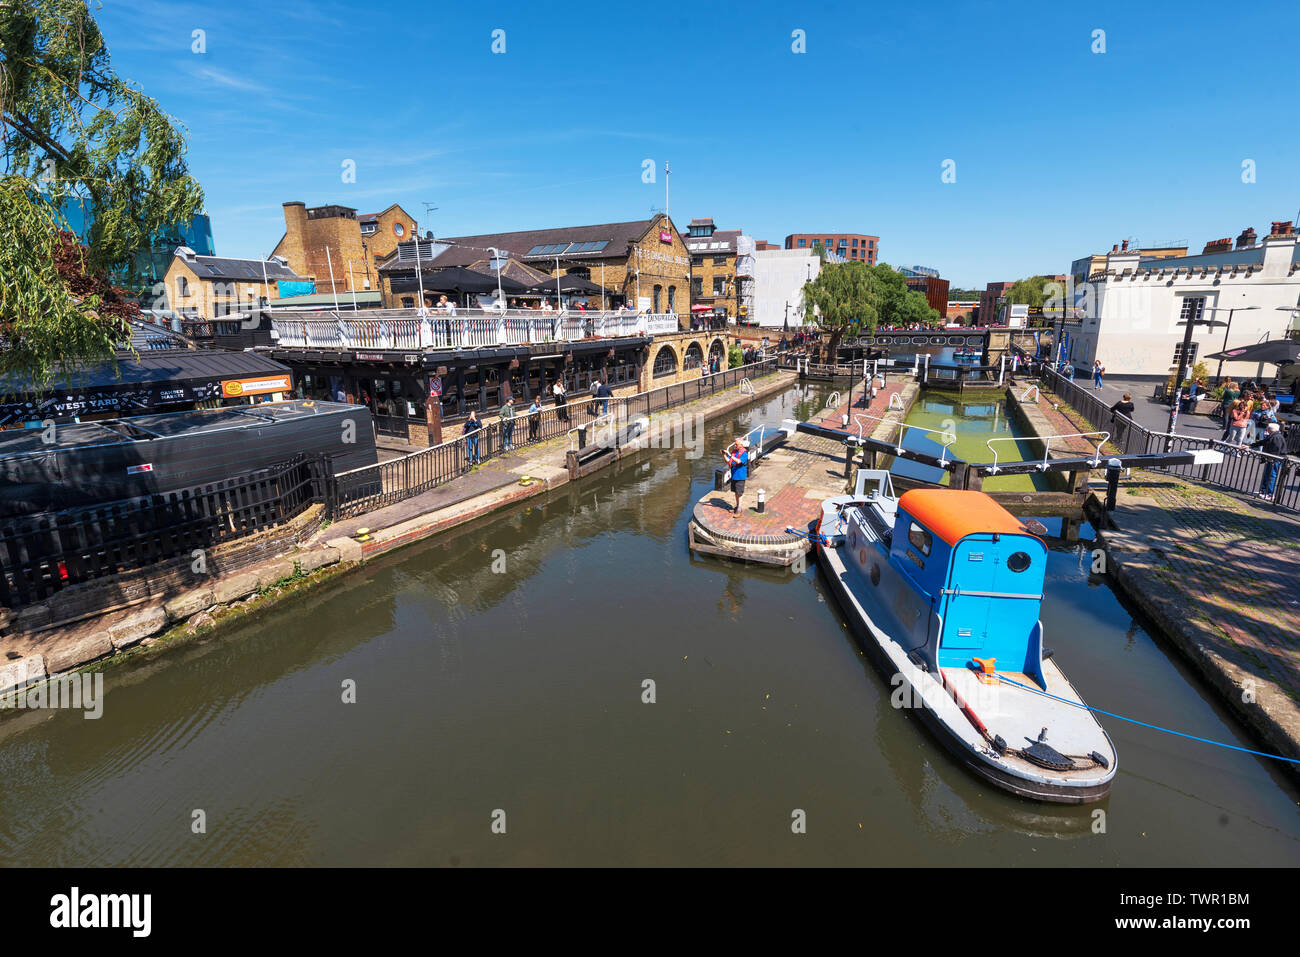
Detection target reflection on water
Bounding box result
[0,384,1295,866]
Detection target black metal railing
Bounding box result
[1036,369,1298,511]
[329,359,781,519]
[0,455,330,608]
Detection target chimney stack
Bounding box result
[1120,239,1129,252]
[1202,238,1232,254]
[1111,243,1119,253]
[1270,220,1295,237]
[1236,227,1256,249]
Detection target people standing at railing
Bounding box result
[1242,422,1287,499]
[552,377,568,421]
[528,397,542,441]
[1224,399,1251,445]
[500,396,516,451]
[417,297,433,318]
[463,410,482,466]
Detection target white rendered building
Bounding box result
[751,249,821,328]
[1068,224,1300,378]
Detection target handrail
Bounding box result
[983,431,1109,474]
[1021,383,1040,402]
[888,393,904,411]
[852,412,956,465]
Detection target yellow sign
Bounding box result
[221,375,291,398]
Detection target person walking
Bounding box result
[527,397,542,442]
[723,437,750,514]
[1110,392,1135,448]
[463,410,482,467]
[598,378,611,416]
[1243,422,1287,499]
[500,396,516,451]
[1092,360,1105,391]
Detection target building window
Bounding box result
[653,284,662,313]
[1172,341,1199,369]
[712,255,726,266]
[1179,296,1207,325]
[668,285,676,312]
[797,239,806,248]
[712,277,725,296]
[692,256,704,267]
[684,342,704,370]
[652,345,677,378]
[691,278,703,297]
[361,223,377,236]
[177,276,189,297]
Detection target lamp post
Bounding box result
[486,246,506,307]
[1209,304,1260,383]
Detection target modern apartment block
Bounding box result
[784,232,879,264]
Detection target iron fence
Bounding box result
[329,359,780,518]
[0,456,329,608]
[1038,369,1298,511]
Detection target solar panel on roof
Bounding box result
[527,244,550,255]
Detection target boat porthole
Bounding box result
[1007,551,1032,573]
[870,562,880,586]
[858,548,867,566]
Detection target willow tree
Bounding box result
[0,0,204,387]
[801,261,939,352]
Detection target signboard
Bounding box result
[126,463,154,475]
[659,230,672,244]
[429,375,443,398]
[221,375,292,398]
[353,352,390,362]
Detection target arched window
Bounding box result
[683,342,704,370]
[708,339,725,364]
[667,285,676,313]
[652,345,678,378]
[653,284,662,313]
[567,266,590,280]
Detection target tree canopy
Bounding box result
[1,0,204,386]
[800,261,940,345]
[1004,275,1054,307]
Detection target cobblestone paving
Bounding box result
[695,377,911,542]
[1110,471,1300,703]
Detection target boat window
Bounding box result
[907,522,932,556]
[1007,551,1032,573]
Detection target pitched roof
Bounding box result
[427,218,659,268]
[178,253,304,282]
[685,229,740,254]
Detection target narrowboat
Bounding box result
[814,471,1117,803]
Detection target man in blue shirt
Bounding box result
[724,437,750,514]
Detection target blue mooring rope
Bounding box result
[997,674,1300,765]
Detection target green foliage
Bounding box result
[1005,275,1053,307]
[0,0,204,383]
[727,344,744,368]
[810,241,827,264]
[0,177,131,388]
[1,0,204,283]
[800,261,940,343]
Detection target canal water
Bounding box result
[0,382,1297,866]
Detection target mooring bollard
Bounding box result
[714,467,726,492]
[844,442,855,478]
[757,489,766,513]
[1105,457,1122,511]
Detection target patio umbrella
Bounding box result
[424,266,530,295]
[1204,339,1300,365]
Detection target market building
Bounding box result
[377,214,690,315]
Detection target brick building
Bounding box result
[271,201,419,295]
[162,247,306,322]
[684,217,741,322]
[378,214,690,316]
[898,266,950,318]
[784,231,879,264]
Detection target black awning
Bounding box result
[0,349,294,425]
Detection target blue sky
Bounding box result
[97,0,1299,288]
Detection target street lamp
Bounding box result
[1208,304,1260,383]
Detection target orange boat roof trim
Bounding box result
[898,489,1036,547]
